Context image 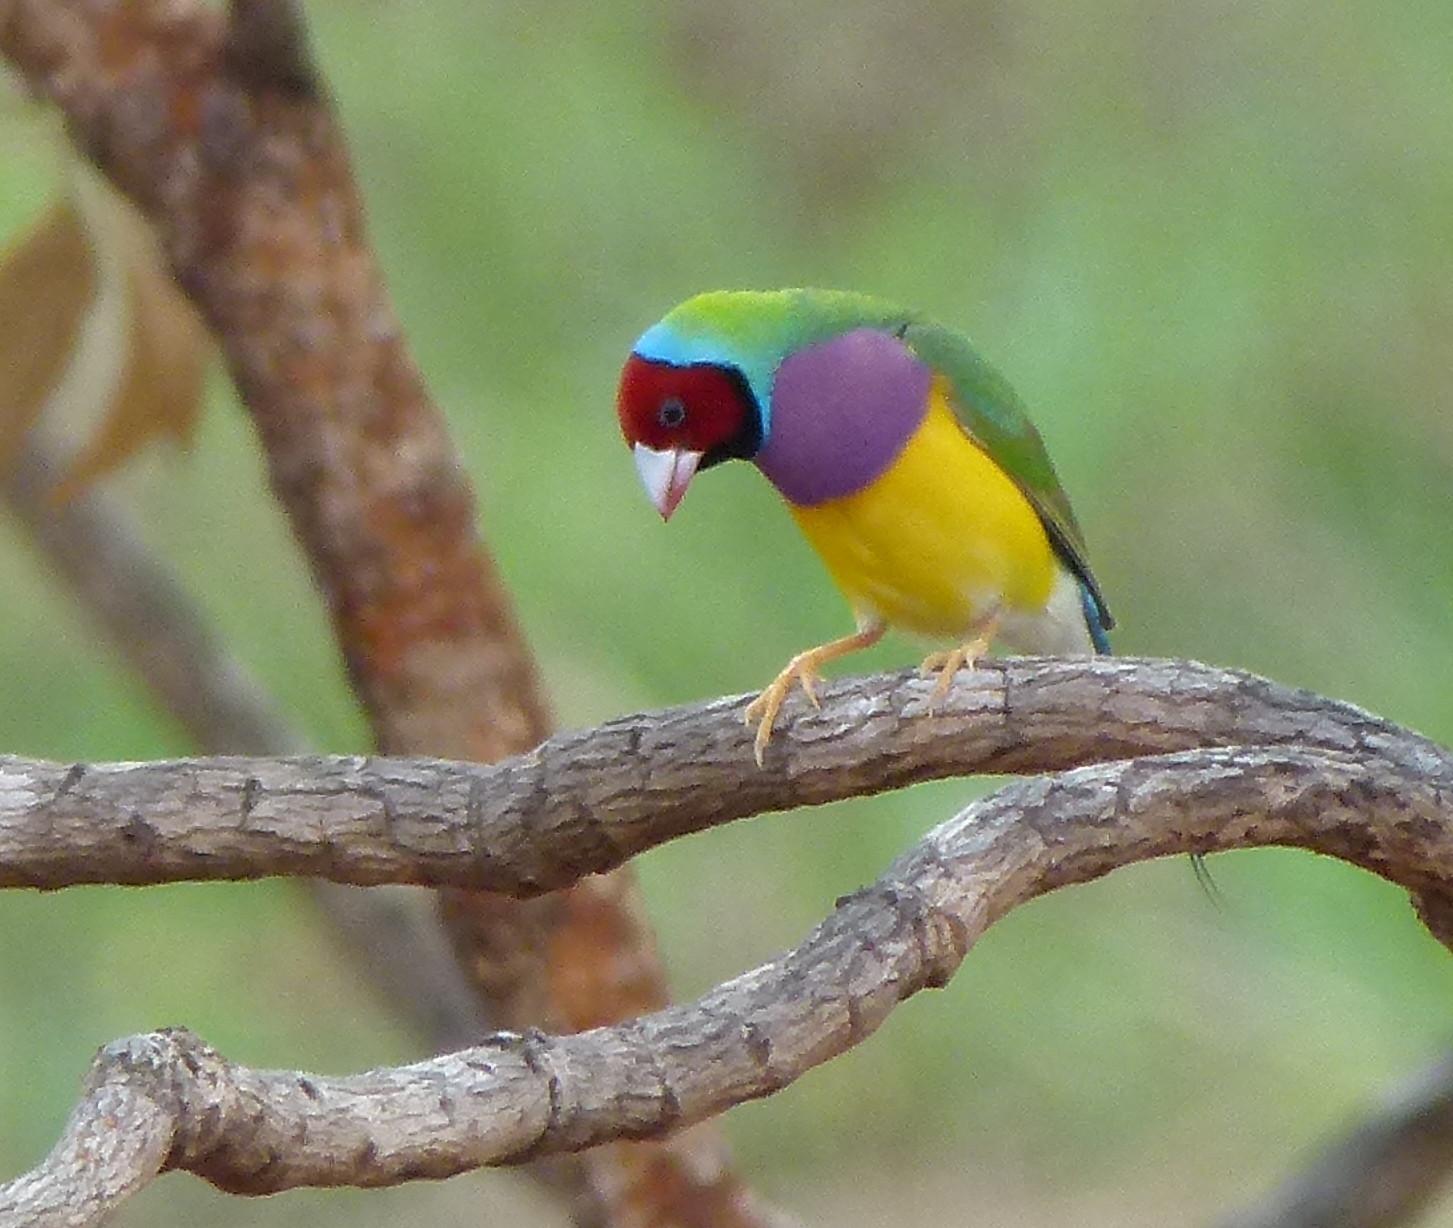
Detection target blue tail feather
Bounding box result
[1079,583,1113,655]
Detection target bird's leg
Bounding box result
[744,621,886,765]
[919,608,1003,710]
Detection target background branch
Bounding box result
[1218,1052,1453,1228]
[0,2,777,1225]
[0,432,494,1051]
[1,436,306,758]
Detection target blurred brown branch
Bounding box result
[0,432,495,1053]
[2,699,1452,1223]
[0,0,772,1223]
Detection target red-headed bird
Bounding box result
[617,289,1112,763]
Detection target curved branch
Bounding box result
[4,742,1451,1224]
[0,659,1448,895]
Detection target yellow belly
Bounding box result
[788,379,1058,639]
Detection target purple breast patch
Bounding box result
[754,328,933,507]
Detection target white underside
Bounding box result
[995,567,1097,656]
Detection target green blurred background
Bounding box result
[3,0,1453,1223]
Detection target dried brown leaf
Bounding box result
[50,175,210,502]
[0,199,94,465]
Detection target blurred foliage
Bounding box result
[3,0,1453,1223]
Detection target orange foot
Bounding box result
[919,611,1002,710]
[744,622,885,766]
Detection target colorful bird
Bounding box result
[616,289,1113,764]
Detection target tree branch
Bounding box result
[0,432,503,1054]
[1,435,308,757]
[0,659,1447,894]
[3,737,1451,1225]
[0,4,778,1224]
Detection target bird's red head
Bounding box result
[616,354,760,519]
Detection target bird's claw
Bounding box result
[918,633,992,712]
[744,656,822,766]
[743,623,886,766]
[919,646,968,711]
[742,689,782,768]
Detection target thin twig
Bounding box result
[2,437,307,757]
[0,433,496,1050]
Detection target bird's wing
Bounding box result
[898,319,1114,632]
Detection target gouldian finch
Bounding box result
[617,289,1113,764]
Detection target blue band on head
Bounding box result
[633,322,777,436]
[632,321,695,365]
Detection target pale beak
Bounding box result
[633,443,702,521]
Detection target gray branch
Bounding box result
[2,737,1450,1225]
[0,658,1448,895]
[1,436,308,758]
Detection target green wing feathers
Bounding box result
[899,319,1113,629]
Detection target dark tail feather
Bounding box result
[1078,582,1113,654]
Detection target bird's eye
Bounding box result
[657,397,687,430]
